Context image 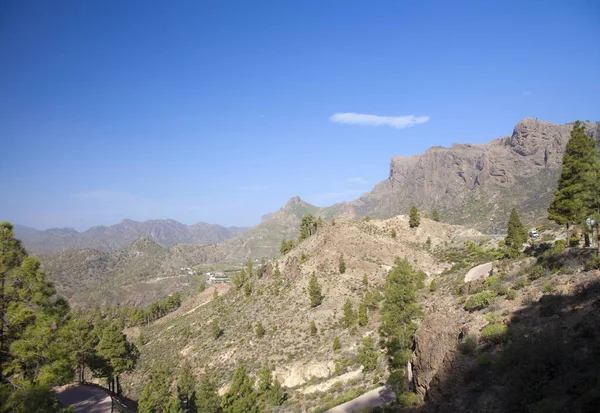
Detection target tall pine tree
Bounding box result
[505,208,528,256]
[548,121,600,242]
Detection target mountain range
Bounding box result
[15,219,248,254]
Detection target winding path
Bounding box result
[56,385,112,413]
[325,385,396,412]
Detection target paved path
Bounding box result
[464,262,493,282]
[325,385,396,413]
[57,385,112,413]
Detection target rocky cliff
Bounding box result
[341,119,599,232]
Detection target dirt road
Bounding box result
[56,385,112,413]
[464,261,493,282]
[325,385,395,412]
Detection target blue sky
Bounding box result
[1,0,599,230]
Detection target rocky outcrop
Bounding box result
[341,119,599,232]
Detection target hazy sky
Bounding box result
[1,0,599,230]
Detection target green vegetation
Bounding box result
[481,323,509,344]
[308,272,323,308]
[338,253,346,274]
[310,320,317,336]
[279,239,294,255]
[221,365,259,413]
[391,228,397,238]
[409,206,420,228]
[333,336,341,352]
[432,209,440,222]
[342,299,356,328]
[211,319,222,339]
[357,301,368,326]
[505,208,527,257]
[255,322,265,338]
[357,336,378,371]
[380,258,424,399]
[257,363,286,407]
[548,121,600,243]
[464,291,497,311]
[0,222,139,411]
[298,213,320,242]
[459,334,478,355]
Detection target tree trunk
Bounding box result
[116,375,120,395]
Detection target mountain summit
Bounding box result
[339,119,599,232]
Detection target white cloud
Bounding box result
[330,112,429,129]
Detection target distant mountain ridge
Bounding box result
[15,219,248,254]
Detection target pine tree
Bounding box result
[221,365,259,413]
[338,254,346,274]
[196,374,221,413]
[310,320,317,336]
[96,322,138,394]
[308,272,323,308]
[432,209,440,222]
[255,322,265,338]
[138,362,173,413]
[505,208,528,256]
[409,206,420,228]
[358,301,368,326]
[332,336,341,352]
[358,336,377,371]
[380,258,424,389]
[211,319,222,340]
[177,360,196,412]
[342,299,355,328]
[549,121,600,241]
[299,214,318,241]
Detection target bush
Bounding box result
[398,392,420,407]
[459,334,478,355]
[506,289,517,300]
[547,240,566,255]
[513,277,528,290]
[481,323,509,344]
[429,280,438,292]
[485,312,501,324]
[484,276,501,292]
[542,283,553,294]
[464,291,497,311]
[585,256,600,270]
[569,235,580,247]
[528,265,544,281]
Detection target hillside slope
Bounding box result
[338,119,600,232]
[16,218,248,254]
[122,216,483,411]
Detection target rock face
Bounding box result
[341,119,599,232]
[15,219,248,254]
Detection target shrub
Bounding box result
[464,291,497,311]
[333,336,341,352]
[391,228,397,239]
[506,289,517,300]
[429,280,438,292]
[542,283,553,294]
[481,323,509,344]
[569,235,580,247]
[357,337,378,371]
[547,240,566,255]
[484,276,501,292]
[485,312,501,324]
[528,265,544,281]
[398,392,420,407]
[585,256,600,270]
[513,277,528,290]
[459,334,478,355]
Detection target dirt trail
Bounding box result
[56,385,112,413]
[325,385,395,412]
[464,262,493,282]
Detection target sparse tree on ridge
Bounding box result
[308,272,323,308]
[409,206,420,228]
[505,208,527,256]
[339,253,346,274]
[432,209,440,222]
[548,121,600,242]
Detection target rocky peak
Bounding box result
[284,195,303,209]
